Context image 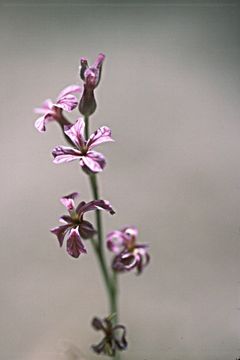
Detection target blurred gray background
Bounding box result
[1,0,240,359]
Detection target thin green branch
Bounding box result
[84,116,119,359]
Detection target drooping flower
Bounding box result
[34,85,81,132]
[79,53,105,116]
[51,192,115,258]
[52,117,114,173]
[91,315,127,357]
[107,226,150,274]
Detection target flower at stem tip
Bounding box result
[52,117,114,173]
[51,192,115,258]
[107,226,150,274]
[79,53,105,116]
[34,85,81,132]
[91,314,127,357]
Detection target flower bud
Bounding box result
[78,53,105,116]
[78,85,97,116]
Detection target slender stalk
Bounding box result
[84,116,118,318]
[63,115,119,357]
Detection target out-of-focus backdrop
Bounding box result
[1,1,240,359]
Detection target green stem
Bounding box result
[84,116,118,322]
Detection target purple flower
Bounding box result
[51,192,115,258]
[52,117,114,173]
[34,85,81,132]
[79,53,105,116]
[107,226,150,274]
[91,315,127,357]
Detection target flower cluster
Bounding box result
[91,315,127,357]
[107,226,150,274]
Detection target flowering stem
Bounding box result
[84,116,119,328]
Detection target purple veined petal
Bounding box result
[52,146,81,164]
[66,228,87,258]
[107,230,125,254]
[135,243,149,250]
[87,126,114,150]
[92,317,105,331]
[120,252,138,270]
[81,151,106,173]
[79,220,96,239]
[136,247,150,267]
[50,224,70,247]
[56,85,81,102]
[113,325,128,351]
[34,113,54,133]
[34,115,47,132]
[93,53,105,69]
[75,201,86,214]
[78,199,115,216]
[112,251,138,272]
[112,254,127,272]
[59,215,74,224]
[54,94,79,112]
[93,53,105,88]
[132,247,150,274]
[60,192,79,212]
[122,226,138,239]
[92,339,106,355]
[64,117,85,148]
[34,99,53,114]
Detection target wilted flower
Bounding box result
[34,85,81,132]
[51,192,115,258]
[79,53,105,116]
[91,315,127,357]
[52,117,114,173]
[107,226,150,274]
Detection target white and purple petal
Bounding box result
[66,228,87,258]
[56,85,81,101]
[53,85,81,112]
[60,192,79,212]
[93,53,105,69]
[59,215,73,224]
[107,230,125,254]
[54,94,79,112]
[34,115,48,133]
[64,117,85,148]
[35,114,55,132]
[122,226,138,239]
[52,146,81,164]
[87,126,114,150]
[77,199,115,216]
[135,247,150,272]
[79,220,96,239]
[34,99,53,114]
[81,150,106,173]
[50,224,70,247]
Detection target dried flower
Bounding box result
[34,85,81,132]
[79,53,105,116]
[52,117,114,173]
[91,315,127,357]
[107,226,150,274]
[51,192,115,258]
